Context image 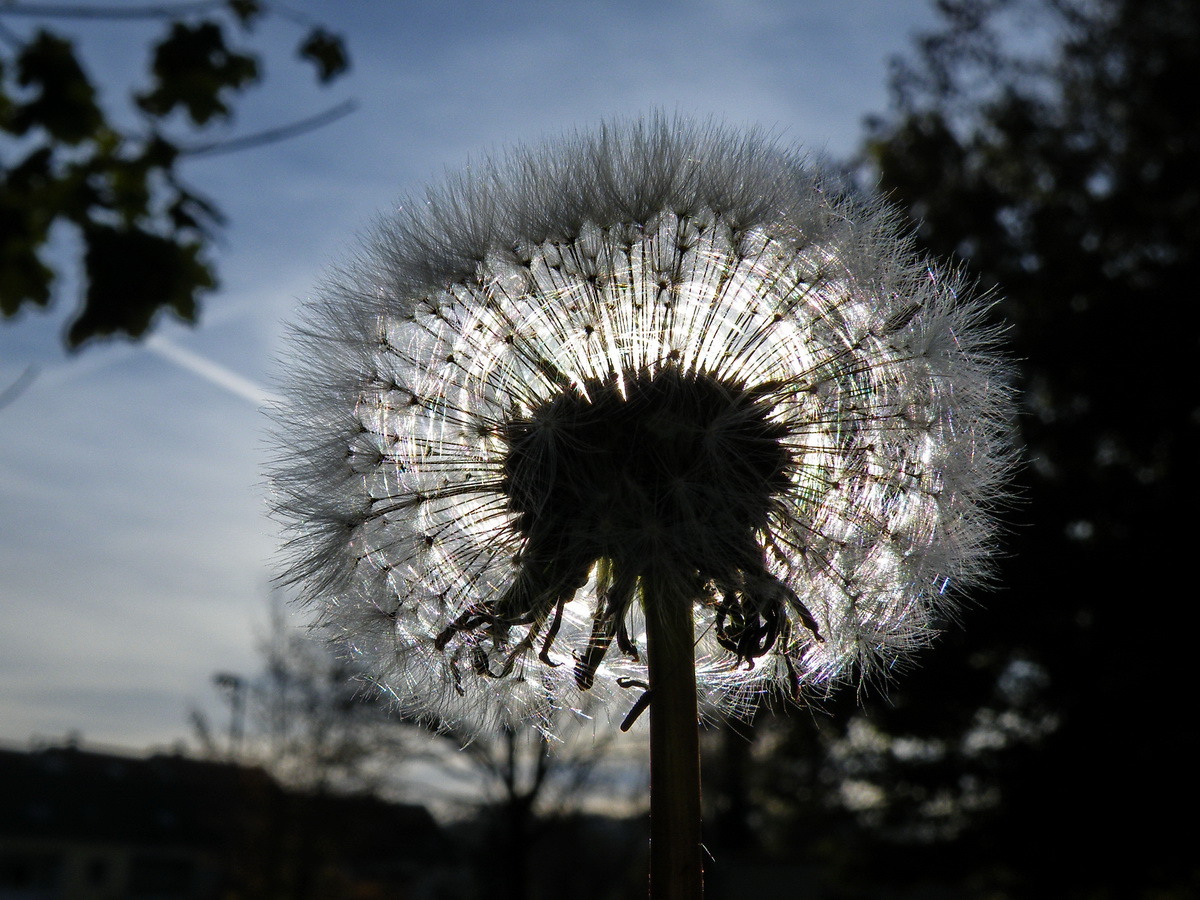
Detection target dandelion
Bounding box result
[270,114,1012,898]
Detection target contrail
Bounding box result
[4,332,280,410]
[145,335,282,407]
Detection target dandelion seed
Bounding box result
[269,114,1013,740]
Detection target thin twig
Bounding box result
[0,1,225,19]
[0,364,38,411]
[178,99,358,158]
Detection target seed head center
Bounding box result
[502,366,793,576]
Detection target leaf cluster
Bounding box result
[0,0,349,348]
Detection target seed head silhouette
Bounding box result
[270,116,1013,736]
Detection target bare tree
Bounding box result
[194,591,647,898]
[410,703,647,900]
[192,593,408,797]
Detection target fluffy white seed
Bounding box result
[269,115,1014,737]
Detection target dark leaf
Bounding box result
[226,0,263,27]
[297,28,349,83]
[0,78,14,128]
[140,133,180,169]
[70,224,215,346]
[7,145,56,185]
[11,30,103,143]
[1,148,62,314]
[165,181,225,233]
[0,208,55,315]
[135,21,259,125]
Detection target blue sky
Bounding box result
[0,0,944,751]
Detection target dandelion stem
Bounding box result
[646,576,704,900]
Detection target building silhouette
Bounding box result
[0,741,454,900]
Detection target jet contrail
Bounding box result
[145,335,282,407]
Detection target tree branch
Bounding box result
[177,98,357,158]
[0,1,226,19]
[0,364,38,411]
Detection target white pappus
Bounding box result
[269,114,1014,738]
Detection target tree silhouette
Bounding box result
[1,0,350,348]
[730,2,1200,897]
[191,596,408,799]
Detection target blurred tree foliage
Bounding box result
[713,1,1199,897]
[0,0,349,348]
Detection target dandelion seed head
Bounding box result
[270,115,1014,736]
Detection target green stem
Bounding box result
[645,577,704,900]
